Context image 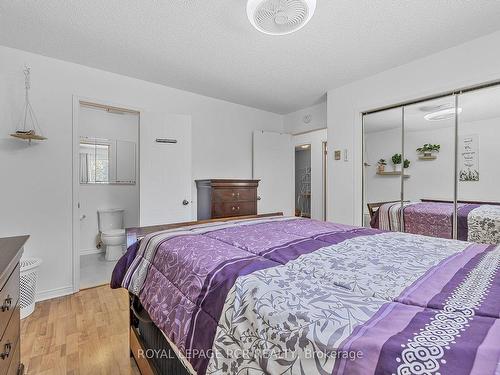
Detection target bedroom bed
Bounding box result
[111,213,500,375]
[368,199,500,244]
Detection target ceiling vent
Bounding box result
[247,0,317,35]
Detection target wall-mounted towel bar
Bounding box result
[155,138,178,144]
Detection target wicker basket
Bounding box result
[20,257,42,319]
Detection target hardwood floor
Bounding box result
[21,285,140,375]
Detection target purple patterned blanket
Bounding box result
[372,201,500,244]
[112,216,500,375]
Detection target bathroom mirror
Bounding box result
[79,137,136,184]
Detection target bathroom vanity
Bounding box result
[0,235,27,375]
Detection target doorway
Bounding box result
[295,144,312,218]
[73,99,140,290]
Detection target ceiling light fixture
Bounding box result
[424,107,463,121]
[247,0,317,35]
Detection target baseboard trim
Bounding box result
[36,285,74,302]
[80,248,103,256]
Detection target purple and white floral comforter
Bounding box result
[372,201,500,244]
[111,216,500,375]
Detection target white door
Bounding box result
[253,131,294,216]
[140,112,192,226]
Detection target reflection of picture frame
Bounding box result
[459,134,479,181]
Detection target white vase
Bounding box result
[393,164,402,172]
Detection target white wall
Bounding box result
[327,31,500,225]
[79,107,139,254]
[283,101,327,134]
[293,129,327,220]
[458,118,500,202]
[0,45,283,300]
[364,125,457,210]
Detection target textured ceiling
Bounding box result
[1,1,500,114]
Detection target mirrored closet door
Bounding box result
[363,84,500,245]
[363,107,403,229]
[456,85,500,244]
[402,96,456,239]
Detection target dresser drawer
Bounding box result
[212,201,257,218]
[212,188,256,202]
[0,304,20,375]
[5,340,20,375]
[0,266,19,340]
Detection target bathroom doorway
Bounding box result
[295,144,312,218]
[74,99,140,289]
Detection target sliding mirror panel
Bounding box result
[456,85,500,245]
[363,107,403,229]
[402,96,457,239]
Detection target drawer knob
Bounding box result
[1,296,12,312]
[0,342,11,360]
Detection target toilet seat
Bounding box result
[101,229,126,237]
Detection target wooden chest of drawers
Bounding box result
[0,236,27,375]
[195,179,260,220]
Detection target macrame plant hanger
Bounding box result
[10,66,47,143]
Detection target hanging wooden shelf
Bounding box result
[10,133,47,142]
[377,171,410,178]
[10,66,47,143]
[418,155,437,160]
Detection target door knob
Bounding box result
[182,200,189,206]
[257,196,261,201]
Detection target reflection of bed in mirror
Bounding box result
[368,199,500,244]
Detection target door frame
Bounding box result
[322,141,328,221]
[71,95,143,293]
[290,129,328,220]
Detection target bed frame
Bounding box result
[126,212,284,375]
[366,201,400,218]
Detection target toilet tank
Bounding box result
[98,209,125,232]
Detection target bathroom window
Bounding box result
[79,140,111,184]
[94,144,110,183]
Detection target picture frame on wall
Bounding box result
[459,134,479,181]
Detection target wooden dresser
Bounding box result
[0,236,27,375]
[195,179,260,220]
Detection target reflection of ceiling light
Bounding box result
[424,107,462,121]
[300,144,310,149]
[247,0,316,35]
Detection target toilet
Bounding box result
[98,208,126,261]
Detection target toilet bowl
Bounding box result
[98,209,125,262]
[101,229,126,261]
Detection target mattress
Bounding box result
[112,216,500,375]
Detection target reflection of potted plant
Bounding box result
[377,159,387,173]
[417,144,440,158]
[392,153,402,172]
[392,154,410,172]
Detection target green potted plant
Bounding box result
[392,154,410,172]
[392,153,402,172]
[417,143,441,158]
[377,159,387,173]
